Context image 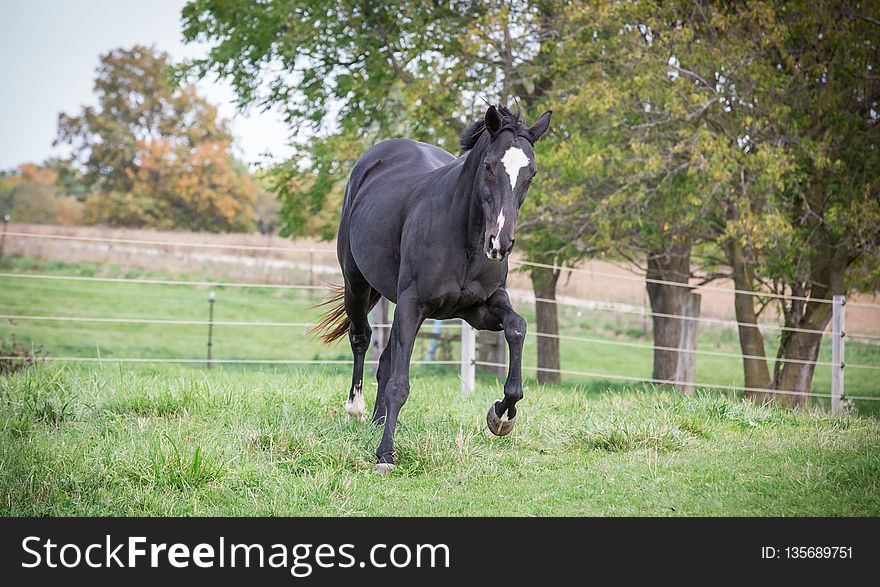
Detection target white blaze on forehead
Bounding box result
[500,146,529,192]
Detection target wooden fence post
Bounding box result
[675,292,701,395]
[832,295,846,415]
[0,214,9,262]
[369,297,389,374]
[477,330,505,377]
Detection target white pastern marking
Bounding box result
[500,146,529,192]
[345,382,365,422]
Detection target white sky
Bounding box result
[0,0,294,170]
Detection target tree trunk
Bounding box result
[645,247,691,383]
[773,324,828,408]
[773,234,847,408]
[725,241,773,403]
[531,264,561,384]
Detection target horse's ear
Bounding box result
[485,105,502,135]
[527,110,552,142]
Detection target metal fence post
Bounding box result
[831,294,845,415]
[207,290,215,369]
[460,319,475,395]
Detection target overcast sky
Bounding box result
[0,0,293,170]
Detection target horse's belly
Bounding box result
[348,206,402,301]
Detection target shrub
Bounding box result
[0,334,45,375]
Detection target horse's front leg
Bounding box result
[461,289,526,436]
[374,291,425,474]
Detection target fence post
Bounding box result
[832,294,846,415]
[206,290,215,369]
[460,319,475,395]
[308,246,315,299]
[0,214,9,262]
[675,292,701,395]
[369,297,389,374]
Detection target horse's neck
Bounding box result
[451,148,487,255]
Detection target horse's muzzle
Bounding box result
[485,236,514,261]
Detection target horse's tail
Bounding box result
[310,284,350,345]
[310,283,381,345]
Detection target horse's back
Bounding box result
[339,139,458,300]
[347,139,455,198]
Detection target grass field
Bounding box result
[1,367,879,516]
[1,254,879,516]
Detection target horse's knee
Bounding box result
[504,315,526,346]
[384,377,410,407]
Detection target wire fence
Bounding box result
[2,228,879,406]
[12,229,880,307]
[4,271,878,341]
[1,304,877,372]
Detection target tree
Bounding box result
[545,0,879,402]
[541,1,733,382]
[56,46,257,232]
[0,163,83,226]
[715,1,880,405]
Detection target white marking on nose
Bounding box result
[501,146,529,192]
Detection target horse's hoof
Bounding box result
[486,401,516,436]
[374,462,396,475]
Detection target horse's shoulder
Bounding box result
[366,138,455,167]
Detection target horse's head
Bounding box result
[463,105,552,261]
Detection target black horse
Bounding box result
[314,105,552,473]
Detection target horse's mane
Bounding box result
[459,105,524,152]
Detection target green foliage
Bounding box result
[180,0,575,263]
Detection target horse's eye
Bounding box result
[484,162,492,172]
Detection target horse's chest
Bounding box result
[458,282,491,307]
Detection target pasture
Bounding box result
[2,366,879,516]
[1,255,879,516]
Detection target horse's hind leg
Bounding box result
[343,277,375,422]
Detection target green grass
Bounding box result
[1,366,878,516]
